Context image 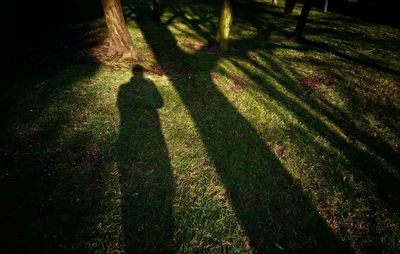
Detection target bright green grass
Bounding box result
[1,0,399,253]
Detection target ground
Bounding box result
[1,0,399,253]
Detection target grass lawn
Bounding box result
[1,0,399,252]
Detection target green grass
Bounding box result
[1,0,400,253]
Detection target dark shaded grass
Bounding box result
[0,2,105,252]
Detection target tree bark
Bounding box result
[101,0,135,59]
[216,0,233,52]
[291,0,313,40]
[153,0,161,20]
[284,0,296,16]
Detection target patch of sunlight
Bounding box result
[230,25,259,40]
[166,22,209,53]
[19,66,102,145]
[168,21,202,38]
[150,74,248,252]
[176,6,202,21]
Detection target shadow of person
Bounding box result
[117,65,175,253]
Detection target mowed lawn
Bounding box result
[1,0,399,252]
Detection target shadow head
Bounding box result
[132,64,144,74]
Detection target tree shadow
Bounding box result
[305,40,400,78]
[227,43,400,206]
[117,65,175,253]
[126,1,350,252]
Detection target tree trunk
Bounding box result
[284,0,296,16]
[101,0,135,59]
[153,0,161,20]
[273,0,278,6]
[291,0,313,40]
[216,0,233,52]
